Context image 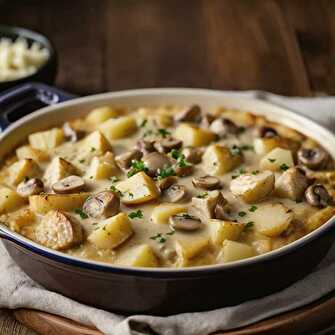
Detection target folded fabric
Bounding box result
[1,91,335,335]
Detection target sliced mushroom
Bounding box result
[154,137,182,153]
[34,210,83,250]
[200,114,216,128]
[192,175,221,190]
[164,184,187,203]
[169,213,202,231]
[174,105,201,123]
[142,152,172,176]
[275,167,309,201]
[174,163,194,177]
[258,126,278,138]
[17,178,44,197]
[297,148,329,170]
[52,175,85,194]
[190,190,225,222]
[156,176,178,191]
[115,149,143,170]
[63,122,85,142]
[182,147,204,164]
[305,184,332,208]
[209,118,239,137]
[83,191,120,218]
[136,139,156,155]
[214,193,230,220]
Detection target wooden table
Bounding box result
[0,1,335,334]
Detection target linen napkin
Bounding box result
[1,91,335,335]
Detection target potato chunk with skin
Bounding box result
[151,203,187,224]
[99,116,137,140]
[29,128,64,151]
[251,203,293,237]
[16,145,48,162]
[230,171,274,203]
[202,144,242,175]
[86,106,119,125]
[260,148,294,172]
[29,193,89,214]
[0,187,25,214]
[85,152,117,180]
[209,219,244,246]
[174,123,216,147]
[175,232,210,267]
[44,157,77,185]
[117,172,160,204]
[8,158,40,185]
[220,240,255,263]
[117,244,158,267]
[305,206,335,232]
[9,209,35,232]
[88,213,133,249]
[35,210,83,250]
[82,130,111,155]
[254,137,300,156]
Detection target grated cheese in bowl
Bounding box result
[0,37,50,82]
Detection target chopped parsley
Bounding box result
[157,166,176,179]
[74,208,88,219]
[240,144,254,151]
[166,230,175,236]
[127,160,148,177]
[170,149,191,168]
[244,221,254,231]
[143,129,153,137]
[128,210,143,219]
[157,128,171,138]
[110,185,123,197]
[249,205,258,212]
[90,147,96,152]
[23,176,30,182]
[268,158,276,163]
[252,170,260,175]
[150,233,167,243]
[238,211,247,217]
[79,159,85,163]
[140,119,148,128]
[280,163,289,171]
[110,176,119,183]
[196,192,208,199]
[170,148,182,160]
[230,145,242,156]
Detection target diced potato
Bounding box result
[99,116,137,140]
[151,203,187,225]
[251,203,293,237]
[216,108,255,127]
[88,212,133,249]
[44,157,77,185]
[175,232,210,267]
[220,240,255,263]
[8,158,40,185]
[85,152,116,180]
[16,145,48,162]
[29,193,89,214]
[174,124,216,147]
[230,170,274,203]
[0,187,25,214]
[252,239,272,254]
[305,207,335,232]
[82,130,111,155]
[208,219,244,246]
[260,148,294,171]
[202,144,242,175]
[117,244,158,267]
[29,128,64,150]
[254,137,300,156]
[9,209,35,232]
[86,106,119,125]
[117,172,160,204]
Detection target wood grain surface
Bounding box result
[0,0,335,334]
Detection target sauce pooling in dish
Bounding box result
[1,104,334,268]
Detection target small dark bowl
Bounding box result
[0,25,58,91]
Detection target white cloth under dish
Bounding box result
[1,91,335,335]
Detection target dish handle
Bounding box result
[0,82,76,131]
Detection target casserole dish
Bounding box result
[0,83,335,315]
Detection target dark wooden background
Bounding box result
[0,0,334,96]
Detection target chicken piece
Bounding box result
[34,210,83,250]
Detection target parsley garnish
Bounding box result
[23,176,30,182]
[74,208,88,219]
[196,192,208,199]
[238,211,247,217]
[110,176,119,183]
[90,147,96,152]
[249,205,258,212]
[127,160,148,177]
[150,233,167,243]
[143,129,153,137]
[280,163,289,171]
[110,185,123,197]
[157,128,171,138]
[170,148,182,160]
[79,159,85,163]
[166,230,175,236]
[268,158,276,163]
[252,170,259,175]
[230,145,242,156]
[244,221,254,231]
[157,166,176,179]
[128,210,143,219]
[240,144,254,151]
[140,119,148,127]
